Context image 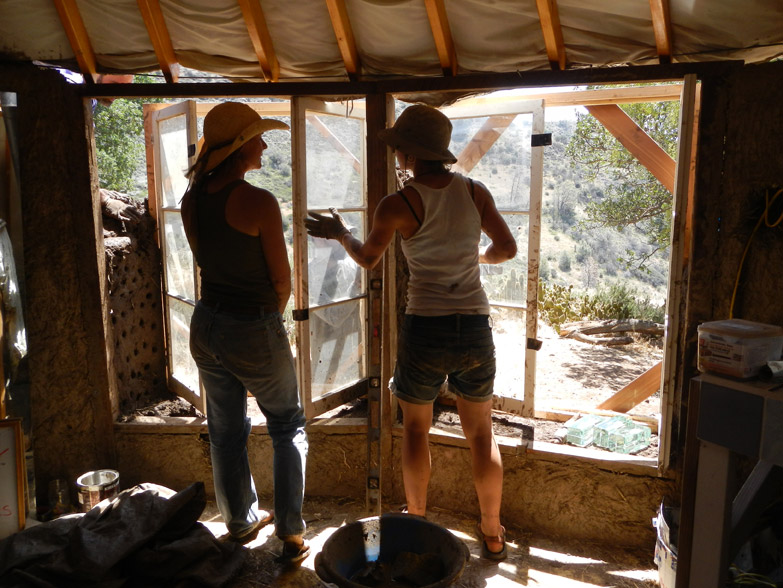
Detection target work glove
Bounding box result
[305,207,351,240]
[101,189,143,223]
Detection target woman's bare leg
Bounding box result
[456,396,504,552]
[398,399,434,517]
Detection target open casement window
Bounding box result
[440,99,546,417]
[291,97,369,419]
[149,98,367,420]
[148,101,203,413]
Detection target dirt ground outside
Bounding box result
[533,322,663,419]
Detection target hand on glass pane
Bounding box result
[305,207,351,240]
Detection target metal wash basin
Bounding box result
[315,513,470,587]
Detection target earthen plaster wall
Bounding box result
[113,425,368,510]
[113,424,672,549]
[674,62,783,471]
[1,64,116,506]
[104,212,168,413]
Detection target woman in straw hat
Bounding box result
[305,104,517,560]
[181,102,309,562]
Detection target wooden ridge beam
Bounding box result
[649,0,674,64]
[585,104,675,193]
[137,0,180,83]
[238,0,280,82]
[424,0,458,77]
[325,0,361,81]
[80,61,740,100]
[52,0,98,83]
[535,0,567,70]
[448,84,683,112]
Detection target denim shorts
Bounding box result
[390,314,495,404]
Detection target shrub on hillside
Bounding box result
[538,281,665,332]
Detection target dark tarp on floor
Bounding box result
[0,481,246,587]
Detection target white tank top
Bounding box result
[401,174,490,316]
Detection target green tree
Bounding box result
[565,88,680,269]
[94,74,164,197]
[558,251,572,273]
[94,98,145,194]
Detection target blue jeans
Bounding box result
[390,314,496,404]
[189,301,307,538]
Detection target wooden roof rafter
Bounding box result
[51,0,99,83]
[237,0,280,82]
[423,0,458,77]
[649,0,674,64]
[535,0,567,71]
[137,0,180,83]
[325,0,361,81]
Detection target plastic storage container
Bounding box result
[698,319,783,378]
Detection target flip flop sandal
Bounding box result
[275,539,311,564]
[398,504,427,519]
[476,521,507,561]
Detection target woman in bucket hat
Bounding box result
[305,104,517,560]
[181,102,309,563]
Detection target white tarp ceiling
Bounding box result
[0,0,781,84]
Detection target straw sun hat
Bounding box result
[198,102,289,173]
[377,104,457,163]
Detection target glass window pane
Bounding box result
[159,114,190,209]
[309,298,365,398]
[490,306,525,399]
[307,212,364,307]
[162,211,195,302]
[450,114,532,211]
[305,112,363,209]
[480,213,529,306]
[167,297,199,394]
[244,123,293,251]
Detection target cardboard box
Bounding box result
[698,319,783,379]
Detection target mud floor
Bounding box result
[200,496,660,587]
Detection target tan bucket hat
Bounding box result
[198,102,289,173]
[378,104,457,163]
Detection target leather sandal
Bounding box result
[275,539,311,564]
[476,521,507,561]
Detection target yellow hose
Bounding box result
[729,187,783,318]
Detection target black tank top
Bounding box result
[193,179,279,311]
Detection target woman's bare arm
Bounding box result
[473,180,517,264]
